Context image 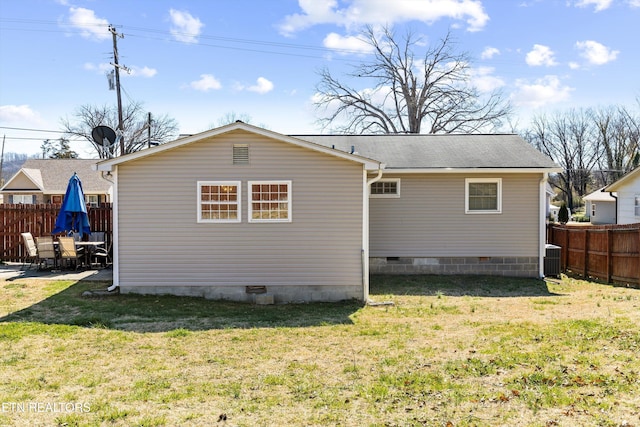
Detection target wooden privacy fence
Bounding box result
[547,223,640,286]
[0,203,112,263]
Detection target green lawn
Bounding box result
[1,275,639,426]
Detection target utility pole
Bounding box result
[109,24,130,156]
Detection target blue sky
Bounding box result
[1,0,639,157]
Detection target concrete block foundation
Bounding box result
[370,256,539,278]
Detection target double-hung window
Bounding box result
[248,181,292,222]
[465,178,502,214]
[635,195,640,217]
[197,181,241,223]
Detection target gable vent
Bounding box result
[233,144,249,165]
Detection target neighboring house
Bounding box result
[583,188,617,225]
[604,166,640,225]
[96,122,561,303]
[0,159,112,206]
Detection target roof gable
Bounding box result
[97,122,382,171]
[1,159,111,194]
[1,168,43,191]
[605,166,640,191]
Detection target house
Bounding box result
[1,159,112,206]
[604,166,640,225]
[583,188,617,225]
[96,122,560,303]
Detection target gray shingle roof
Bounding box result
[291,134,559,170]
[19,159,111,194]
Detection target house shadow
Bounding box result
[0,281,360,333]
[369,274,563,298]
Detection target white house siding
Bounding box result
[586,200,617,225]
[115,130,365,302]
[616,178,640,224]
[369,173,542,277]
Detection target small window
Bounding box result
[465,178,502,214]
[198,181,241,223]
[248,181,292,222]
[635,195,640,217]
[370,179,400,198]
[86,195,99,207]
[591,203,596,218]
[233,144,249,165]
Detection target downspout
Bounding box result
[102,168,119,293]
[607,190,618,224]
[362,167,384,302]
[539,173,549,278]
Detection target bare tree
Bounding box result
[528,109,600,210]
[314,26,511,134]
[61,101,179,158]
[592,105,640,185]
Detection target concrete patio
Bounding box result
[0,262,112,282]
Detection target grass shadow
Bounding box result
[0,281,360,332]
[370,274,563,297]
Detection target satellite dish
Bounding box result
[91,126,116,146]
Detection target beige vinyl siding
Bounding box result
[116,130,364,289]
[370,173,541,257]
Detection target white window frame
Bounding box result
[86,194,99,207]
[635,195,640,217]
[591,203,596,218]
[465,178,502,214]
[13,194,34,204]
[370,178,401,198]
[197,181,241,223]
[248,180,292,223]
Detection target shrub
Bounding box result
[558,204,569,224]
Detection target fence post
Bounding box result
[583,229,589,278]
[606,229,612,284]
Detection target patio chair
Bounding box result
[58,236,83,270]
[20,232,38,270]
[89,232,111,267]
[35,236,57,270]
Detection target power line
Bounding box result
[0,18,364,62]
[0,126,65,133]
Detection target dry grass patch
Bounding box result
[1,275,640,426]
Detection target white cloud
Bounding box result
[248,77,274,94]
[189,74,222,92]
[235,77,275,94]
[470,67,505,92]
[480,46,500,60]
[84,63,155,78]
[279,0,489,35]
[323,33,374,54]
[511,75,573,108]
[66,7,110,41]
[0,105,42,123]
[573,0,613,12]
[169,9,204,43]
[630,0,640,7]
[129,66,157,78]
[575,40,619,65]
[84,62,112,73]
[526,44,557,67]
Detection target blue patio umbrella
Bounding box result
[52,173,91,236]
